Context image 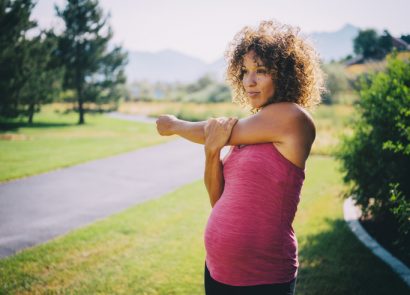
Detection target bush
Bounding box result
[337,55,410,249]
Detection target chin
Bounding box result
[249,101,264,109]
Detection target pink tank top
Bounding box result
[204,142,305,286]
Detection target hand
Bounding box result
[156,114,178,136]
[204,117,238,153]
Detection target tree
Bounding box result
[0,0,36,118]
[400,34,410,44]
[0,1,62,123]
[353,29,379,59]
[56,0,127,124]
[20,31,64,123]
[378,30,393,57]
[353,29,394,61]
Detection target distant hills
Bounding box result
[125,24,360,83]
[126,50,225,84]
[309,24,359,62]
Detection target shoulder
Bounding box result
[258,102,316,141]
[259,102,314,125]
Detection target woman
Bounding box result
[156,20,324,294]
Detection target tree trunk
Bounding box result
[28,103,35,124]
[77,86,85,125]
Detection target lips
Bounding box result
[247,92,260,97]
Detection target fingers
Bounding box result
[205,117,237,134]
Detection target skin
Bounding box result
[241,50,275,110]
[156,50,316,207]
[204,117,237,207]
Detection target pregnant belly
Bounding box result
[204,197,284,263]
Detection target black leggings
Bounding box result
[204,263,297,295]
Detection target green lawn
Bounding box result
[0,107,172,182]
[0,156,408,294]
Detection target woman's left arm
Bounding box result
[204,148,224,207]
[204,118,237,207]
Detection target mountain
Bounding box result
[126,50,211,83]
[309,23,359,62]
[125,24,360,83]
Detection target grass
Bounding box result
[0,104,173,182]
[0,156,408,294]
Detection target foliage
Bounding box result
[0,1,62,123]
[353,29,394,60]
[19,31,64,123]
[389,183,410,251]
[56,0,127,124]
[400,34,410,44]
[0,0,36,118]
[337,55,410,249]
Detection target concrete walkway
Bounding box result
[344,197,410,287]
[0,114,212,259]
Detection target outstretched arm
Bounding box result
[156,102,310,147]
[156,115,206,144]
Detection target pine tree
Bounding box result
[56,0,127,124]
[0,0,36,118]
[20,31,64,124]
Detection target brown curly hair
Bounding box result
[225,20,325,111]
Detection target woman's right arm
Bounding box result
[156,103,309,146]
[156,115,206,144]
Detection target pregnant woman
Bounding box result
[156,20,324,295]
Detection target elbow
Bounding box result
[210,196,220,208]
[209,189,223,208]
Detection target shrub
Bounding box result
[337,55,410,249]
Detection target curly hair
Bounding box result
[225,20,325,111]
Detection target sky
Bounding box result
[32,0,410,63]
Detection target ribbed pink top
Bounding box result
[204,142,305,286]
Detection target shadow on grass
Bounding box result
[0,121,75,132]
[297,218,409,295]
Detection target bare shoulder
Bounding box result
[259,102,316,142]
[227,102,315,147]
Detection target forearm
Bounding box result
[173,119,206,144]
[204,147,224,207]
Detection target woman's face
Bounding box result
[241,50,275,109]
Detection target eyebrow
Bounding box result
[241,64,266,69]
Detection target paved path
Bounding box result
[0,112,219,259]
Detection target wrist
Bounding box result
[205,145,222,156]
[171,118,182,135]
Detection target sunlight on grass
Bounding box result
[0,156,408,294]
[0,105,173,182]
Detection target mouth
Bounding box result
[247,92,260,97]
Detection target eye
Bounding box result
[257,68,267,74]
[241,69,248,75]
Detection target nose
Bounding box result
[243,72,257,87]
